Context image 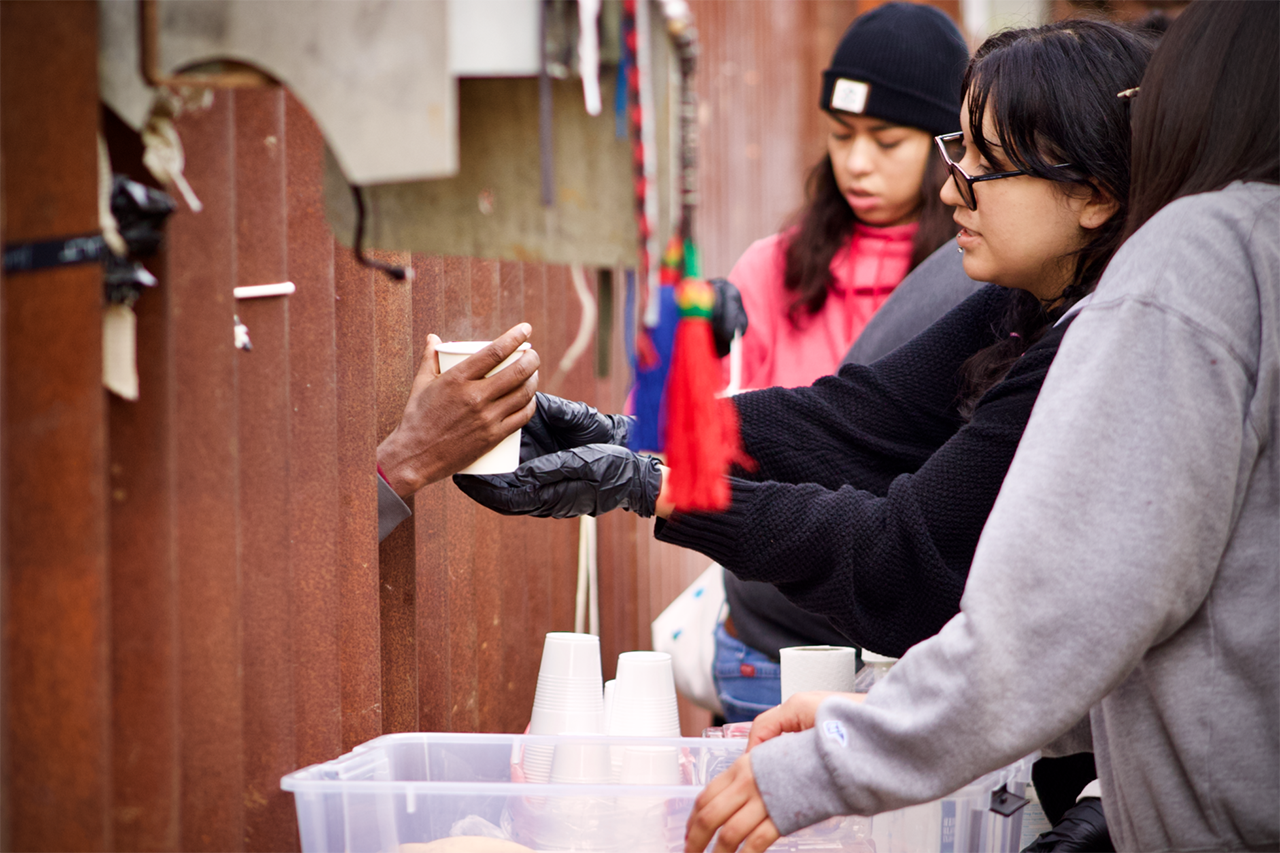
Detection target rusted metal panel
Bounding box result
[233,87,300,853]
[496,260,531,733]
[100,109,182,852]
[0,76,9,850]
[540,266,578,637]
[468,259,505,732]
[1,3,110,849]
[437,256,479,731]
[374,252,420,735]
[518,261,555,716]
[333,242,383,753]
[282,92,343,772]
[410,254,452,734]
[167,90,246,853]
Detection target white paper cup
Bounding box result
[550,740,613,785]
[618,746,682,785]
[779,645,859,702]
[435,340,532,475]
[608,652,681,738]
[530,633,604,738]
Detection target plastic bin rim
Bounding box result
[279,731,1037,801]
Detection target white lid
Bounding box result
[860,649,898,664]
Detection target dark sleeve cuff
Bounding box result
[653,477,763,567]
[377,475,412,541]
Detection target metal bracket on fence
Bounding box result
[989,784,1030,817]
[3,235,107,274]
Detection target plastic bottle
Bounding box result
[853,649,897,693]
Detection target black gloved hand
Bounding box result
[709,277,748,358]
[454,444,663,518]
[520,392,634,463]
[1021,799,1113,853]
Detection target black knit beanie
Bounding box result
[821,2,969,137]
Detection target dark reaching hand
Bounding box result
[520,393,633,462]
[454,444,663,518]
[709,278,748,359]
[376,324,540,497]
[1021,799,1113,853]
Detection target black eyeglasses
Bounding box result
[934,132,1073,211]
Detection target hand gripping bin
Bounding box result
[281,732,1036,853]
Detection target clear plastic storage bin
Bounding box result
[281,732,1036,853]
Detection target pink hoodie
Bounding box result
[727,222,917,390]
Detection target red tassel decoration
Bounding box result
[665,278,751,511]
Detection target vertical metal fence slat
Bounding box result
[0,71,8,850]
[374,250,419,734]
[520,261,555,713]
[334,241,382,752]
[233,87,299,853]
[374,249,418,735]
[497,260,532,732]
[169,90,246,853]
[410,254,452,733]
[102,110,182,853]
[541,265,578,636]
[1,3,109,849]
[469,258,505,731]
[282,92,343,771]
[440,256,480,732]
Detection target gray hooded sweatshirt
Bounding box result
[750,182,1280,852]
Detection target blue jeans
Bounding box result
[712,623,781,723]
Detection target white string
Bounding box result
[578,0,603,115]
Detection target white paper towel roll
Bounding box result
[780,645,859,702]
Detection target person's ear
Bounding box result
[1078,183,1121,231]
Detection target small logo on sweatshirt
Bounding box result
[822,719,848,747]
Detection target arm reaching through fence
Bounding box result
[376,323,540,540]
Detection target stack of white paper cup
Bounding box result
[435,340,532,475]
[607,651,681,737]
[607,651,681,785]
[525,632,605,784]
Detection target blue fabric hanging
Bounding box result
[628,284,678,453]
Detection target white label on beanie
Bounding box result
[831,79,870,114]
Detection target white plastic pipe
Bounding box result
[234,281,296,300]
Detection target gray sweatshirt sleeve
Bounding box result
[750,184,1278,840]
[377,476,411,541]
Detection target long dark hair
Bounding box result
[1126,0,1279,240]
[955,20,1156,415]
[782,138,957,324]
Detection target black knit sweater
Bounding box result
[655,284,1075,657]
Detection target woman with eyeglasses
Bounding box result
[460,19,1151,842]
[685,0,1278,849]
[459,17,1153,664]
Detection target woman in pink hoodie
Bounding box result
[732,2,966,390]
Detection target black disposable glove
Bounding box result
[520,393,633,462]
[1021,799,1113,853]
[454,444,663,518]
[709,277,748,358]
